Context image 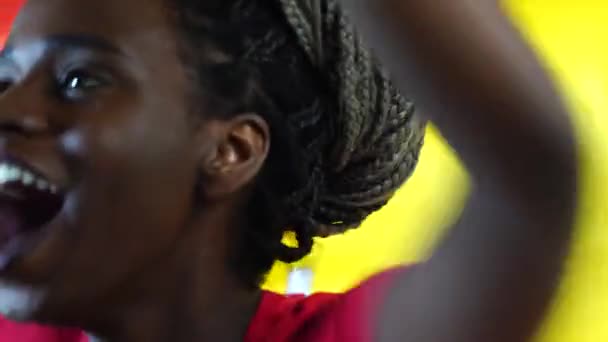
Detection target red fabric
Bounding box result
[245,267,405,342]
[0,317,87,342]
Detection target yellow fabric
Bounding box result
[263,2,607,341]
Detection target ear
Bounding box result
[197,114,270,199]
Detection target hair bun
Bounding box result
[278,0,425,234]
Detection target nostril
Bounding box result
[0,117,48,136]
[0,122,27,135]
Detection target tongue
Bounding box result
[0,204,23,268]
[0,205,21,243]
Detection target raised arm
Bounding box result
[338,1,578,341]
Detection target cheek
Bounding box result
[56,104,198,288]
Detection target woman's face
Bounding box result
[0,0,217,321]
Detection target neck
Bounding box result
[89,289,260,342]
[106,276,260,342]
[83,210,262,342]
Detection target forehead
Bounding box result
[8,0,175,58]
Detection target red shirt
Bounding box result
[245,267,403,342]
[0,319,87,342]
[0,267,403,342]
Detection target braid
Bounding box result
[170,0,424,285]
[278,0,425,233]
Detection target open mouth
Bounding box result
[0,158,65,264]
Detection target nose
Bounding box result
[0,78,50,137]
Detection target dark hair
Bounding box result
[169,0,424,287]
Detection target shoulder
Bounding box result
[0,316,87,342]
[245,266,410,342]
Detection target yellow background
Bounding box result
[264,2,608,341]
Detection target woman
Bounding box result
[0,0,576,341]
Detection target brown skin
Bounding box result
[0,0,266,340]
[338,1,577,342]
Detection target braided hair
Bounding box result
[170,0,425,286]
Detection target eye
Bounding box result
[0,79,12,94]
[0,64,16,95]
[58,69,107,101]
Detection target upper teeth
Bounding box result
[0,162,58,194]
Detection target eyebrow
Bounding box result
[46,34,122,54]
[1,33,123,58]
